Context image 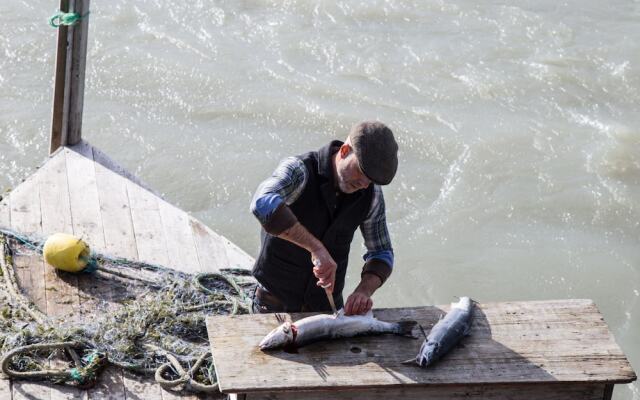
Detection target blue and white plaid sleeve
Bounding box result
[360,185,394,271]
[250,157,307,228]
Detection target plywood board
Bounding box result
[207,300,636,394]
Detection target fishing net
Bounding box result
[0,228,256,392]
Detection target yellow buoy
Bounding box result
[43,233,90,273]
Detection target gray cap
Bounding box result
[349,121,398,185]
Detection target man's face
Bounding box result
[335,150,372,194]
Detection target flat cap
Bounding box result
[349,121,398,185]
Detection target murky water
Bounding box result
[1,0,639,397]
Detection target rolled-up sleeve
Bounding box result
[359,185,394,284]
[250,157,308,235]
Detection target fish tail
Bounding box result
[395,320,418,338]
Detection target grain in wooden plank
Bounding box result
[190,218,229,273]
[127,180,169,267]
[9,173,41,235]
[65,145,106,252]
[244,383,607,400]
[93,146,138,261]
[157,198,200,274]
[207,301,636,394]
[9,175,46,313]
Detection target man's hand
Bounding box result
[311,246,337,292]
[344,290,373,315]
[344,272,384,315]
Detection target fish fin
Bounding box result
[275,313,286,324]
[463,325,472,336]
[401,357,417,365]
[364,308,374,318]
[417,324,428,339]
[396,320,419,338]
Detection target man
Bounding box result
[249,121,398,315]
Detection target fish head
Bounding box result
[416,342,439,367]
[259,321,295,350]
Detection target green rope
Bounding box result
[49,11,90,28]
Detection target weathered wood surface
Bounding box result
[0,141,255,399]
[207,300,636,394]
[50,0,91,153]
[243,383,607,400]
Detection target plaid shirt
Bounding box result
[250,157,394,268]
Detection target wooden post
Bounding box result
[50,0,91,155]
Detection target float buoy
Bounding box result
[42,233,91,273]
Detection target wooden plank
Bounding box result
[40,151,81,320]
[190,218,229,273]
[127,180,169,267]
[9,173,46,312]
[66,0,90,146]
[50,0,70,154]
[88,366,125,400]
[65,144,127,400]
[93,147,138,261]
[207,301,636,394]
[65,144,106,252]
[122,372,165,400]
[39,151,88,400]
[160,388,201,400]
[0,377,11,400]
[8,164,62,400]
[224,238,254,270]
[245,383,607,400]
[91,145,160,197]
[158,199,200,274]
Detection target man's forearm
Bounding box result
[278,221,323,253]
[354,273,383,297]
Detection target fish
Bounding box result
[259,309,418,350]
[407,296,474,367]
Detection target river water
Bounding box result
[1,0,639,397]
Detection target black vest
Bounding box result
[252,141,375,312]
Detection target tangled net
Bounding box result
[0,228,256,392]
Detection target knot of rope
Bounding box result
[49,11,90,28]
[0,342,107,388]
[155,352,219,393]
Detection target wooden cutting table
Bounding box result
[206,299,636,400]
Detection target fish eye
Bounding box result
[282,324,290,334]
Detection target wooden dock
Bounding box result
[0,141,255,399]
[207,300,636,400]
